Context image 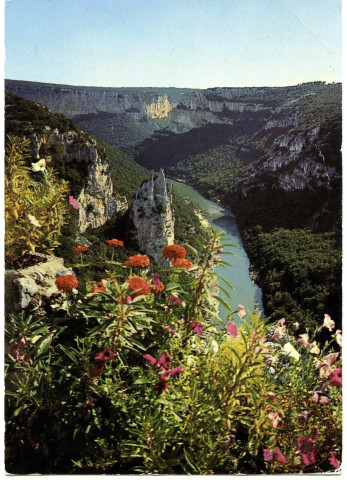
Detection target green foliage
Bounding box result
[5,93,79,137]
[5,136,69,257]
[243,228,342,332]
[5,230,342,474]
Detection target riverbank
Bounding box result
[171,179,264,322]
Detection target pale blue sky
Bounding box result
[4,0,342,88]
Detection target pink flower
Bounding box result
[272,325,286,340]
[126,296,132,304]
[329,367,342,387]
[226,322,238,338]
[268,410,285,429]
[263,447,287,463]
[168,295,183,307]
[323,314,335,332]
[311,391,330,404]
[267,392,276,399]
[275,318,286,328]
[190,321,203,336]
[217,248,224,253]
[237,305,246,320]
[143,354,157,367]
[298,410,312,422]
[162,324,175,335]
[94,349,118,365]
[68,195,79,210]
[168,365,184,377]
[151,274,161,286]
[157,352,172,370]
[329,452,340,469]
[297,436,316,466]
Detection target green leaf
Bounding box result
[212,295,233,312]
[216,274,236,292]
[218,284,232,301]
[183,449,198,473]
[35,332,54,357]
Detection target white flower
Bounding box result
[283,342,301,362]
[31,158,46,172]
[309,341,320,355]
[210,339,219,353]
[237,305,247,320]
[28,214,42,227]
[323,314,335,332]
[293,322,300,331]
[335,330,342,348]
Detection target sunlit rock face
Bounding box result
[5,82,174,119]
[129,169,175,264]
[31,127,127,232]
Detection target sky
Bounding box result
[3,0,343,89]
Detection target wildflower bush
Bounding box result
[5,228,342,474]
[5,136,69,258]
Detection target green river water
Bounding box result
[172,180,264,324]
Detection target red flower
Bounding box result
[172,258,193,269]
[191,321,203,336]
[99,277,118,285]
[55,274,79,292]
[106,239,124,247]
[151,281,165,294]
[163,244,187,260]
[73,245,88,254]
[126,276,150,297]
[124,254,150,267]
[90,284,106,293]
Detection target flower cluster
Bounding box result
[171,258,193,269]
[73,245,88,254]
[126,276,150,298]
[55,274,79,292]
[143,352,184,395]
[106,239,124,247]
[163,244,187,260]
[124,254,150,267]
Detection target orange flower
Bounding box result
[151,281,165,294]
[126,276,150,297]
[172,258,193,269]
[73,245,88,254]
[55,274,79,291]
[106,239,124,247]
[163,244,187,260]
[90,284,106,293]
[124,254,150,267]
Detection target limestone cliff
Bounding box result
[129,170,174,263]
[31,127,128,232]
[239,121,341,197]
[5,80,176,120]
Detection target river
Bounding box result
[172,180,264,324]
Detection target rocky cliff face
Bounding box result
[5,81,175,120]
[129,170,174,264]
[31,127,127,232]
[239,121,341,196]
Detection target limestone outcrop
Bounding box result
[129,170,174,263]
[31,127,128,232]
[5,256,71,316]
